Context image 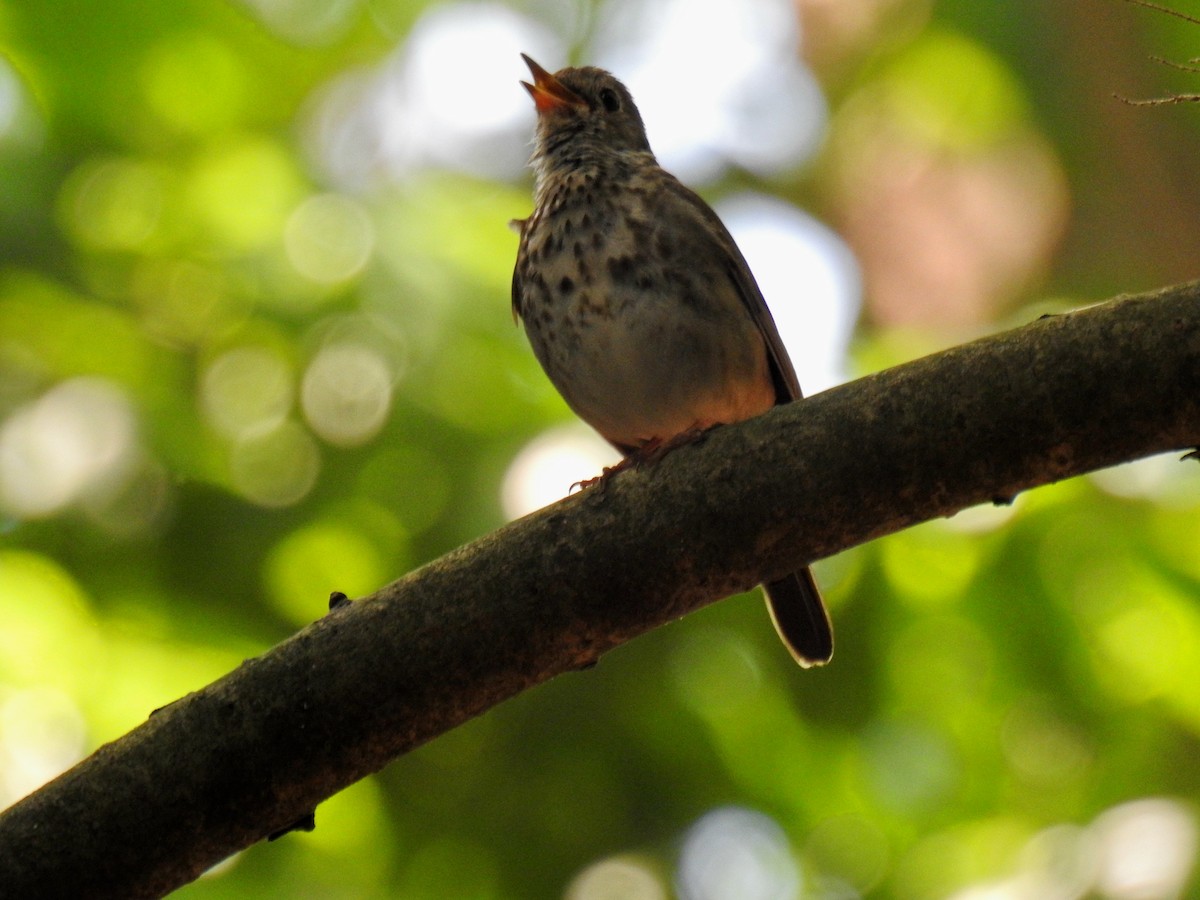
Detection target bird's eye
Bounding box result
[599,88,621,112]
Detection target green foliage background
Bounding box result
[2,1,1200,897]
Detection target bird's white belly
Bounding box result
[535,288,774,449]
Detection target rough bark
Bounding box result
[0,282,1197,898]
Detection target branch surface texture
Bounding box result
[1,283,1198,897]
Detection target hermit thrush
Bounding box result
[511,55,833,667]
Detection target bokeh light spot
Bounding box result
[677,806,801,900]
[141,32,246,133]
[595,0,825,182]
[58,157,167,251]
[285,193,375,284]
[1012,824,1099,900]
[229,421,320,508]
[291,776,394,890]
[896,819,1027,900]
[382,2,560,178]
[947,802,1199,900]
[944,501,1018,534]
[131,259,243,347]
[0,378,138,518]
[882,28,1027,150]
[0,550,99,686]
[1091,453,1200,507]
[0,55,38,145]
[567,856,667,900]
[861,720,957,813]
[201,346,294,440]
[880,522,984,608]
[0,687,87,806]
[240,0,361,46]
[717,194,860,392]
[826,28,1068,330]
[1091,799,1197,900]
[405,4,547,136]
[188,137,304,251]
[1000,699,1092,789]
[265,521,386,625]
[805,814,891,894]
[308,3,559,185]
[501,424,616,519]
[301,342,393,447]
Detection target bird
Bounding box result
[510,54,833,667]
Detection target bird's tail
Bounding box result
[763,568,833,667]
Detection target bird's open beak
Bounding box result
[520,54,585,114]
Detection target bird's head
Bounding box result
[520,55,652,157]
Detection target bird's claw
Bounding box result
[569,426,716,493]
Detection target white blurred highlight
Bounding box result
[0,57,23,139]
[943,501,1018,534]
[0,378,139,518]
[301,342,393,447]
[566,857,667,900]
[501,424,616,519]
[285,193,375,284]
[0,687,87,806]
[399,6,543,138]
[1093,799,1197,900]
[229,421,320,508]
[718,194,860,393]
[1090,453,1200,508]
[201,346,293,440]
[676,807,801,900]
[238,0,359,45]
[0,52,45,152]
[594,0,825,182]
[308,3,560,186]
[948,798,1198,900]
[307,0,826,188]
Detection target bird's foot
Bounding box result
[569,426,717,493]
[570,458,634,493]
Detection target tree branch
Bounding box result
[1,282,1198,898]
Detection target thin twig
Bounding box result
[1152,53,1200,72]
[1115,91,1200,104]
[1118,0,1200,103]
[1122,0,1200,27]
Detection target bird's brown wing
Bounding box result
[661,178,803,405]
[511,227,527,322]
[510,263,524,322]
